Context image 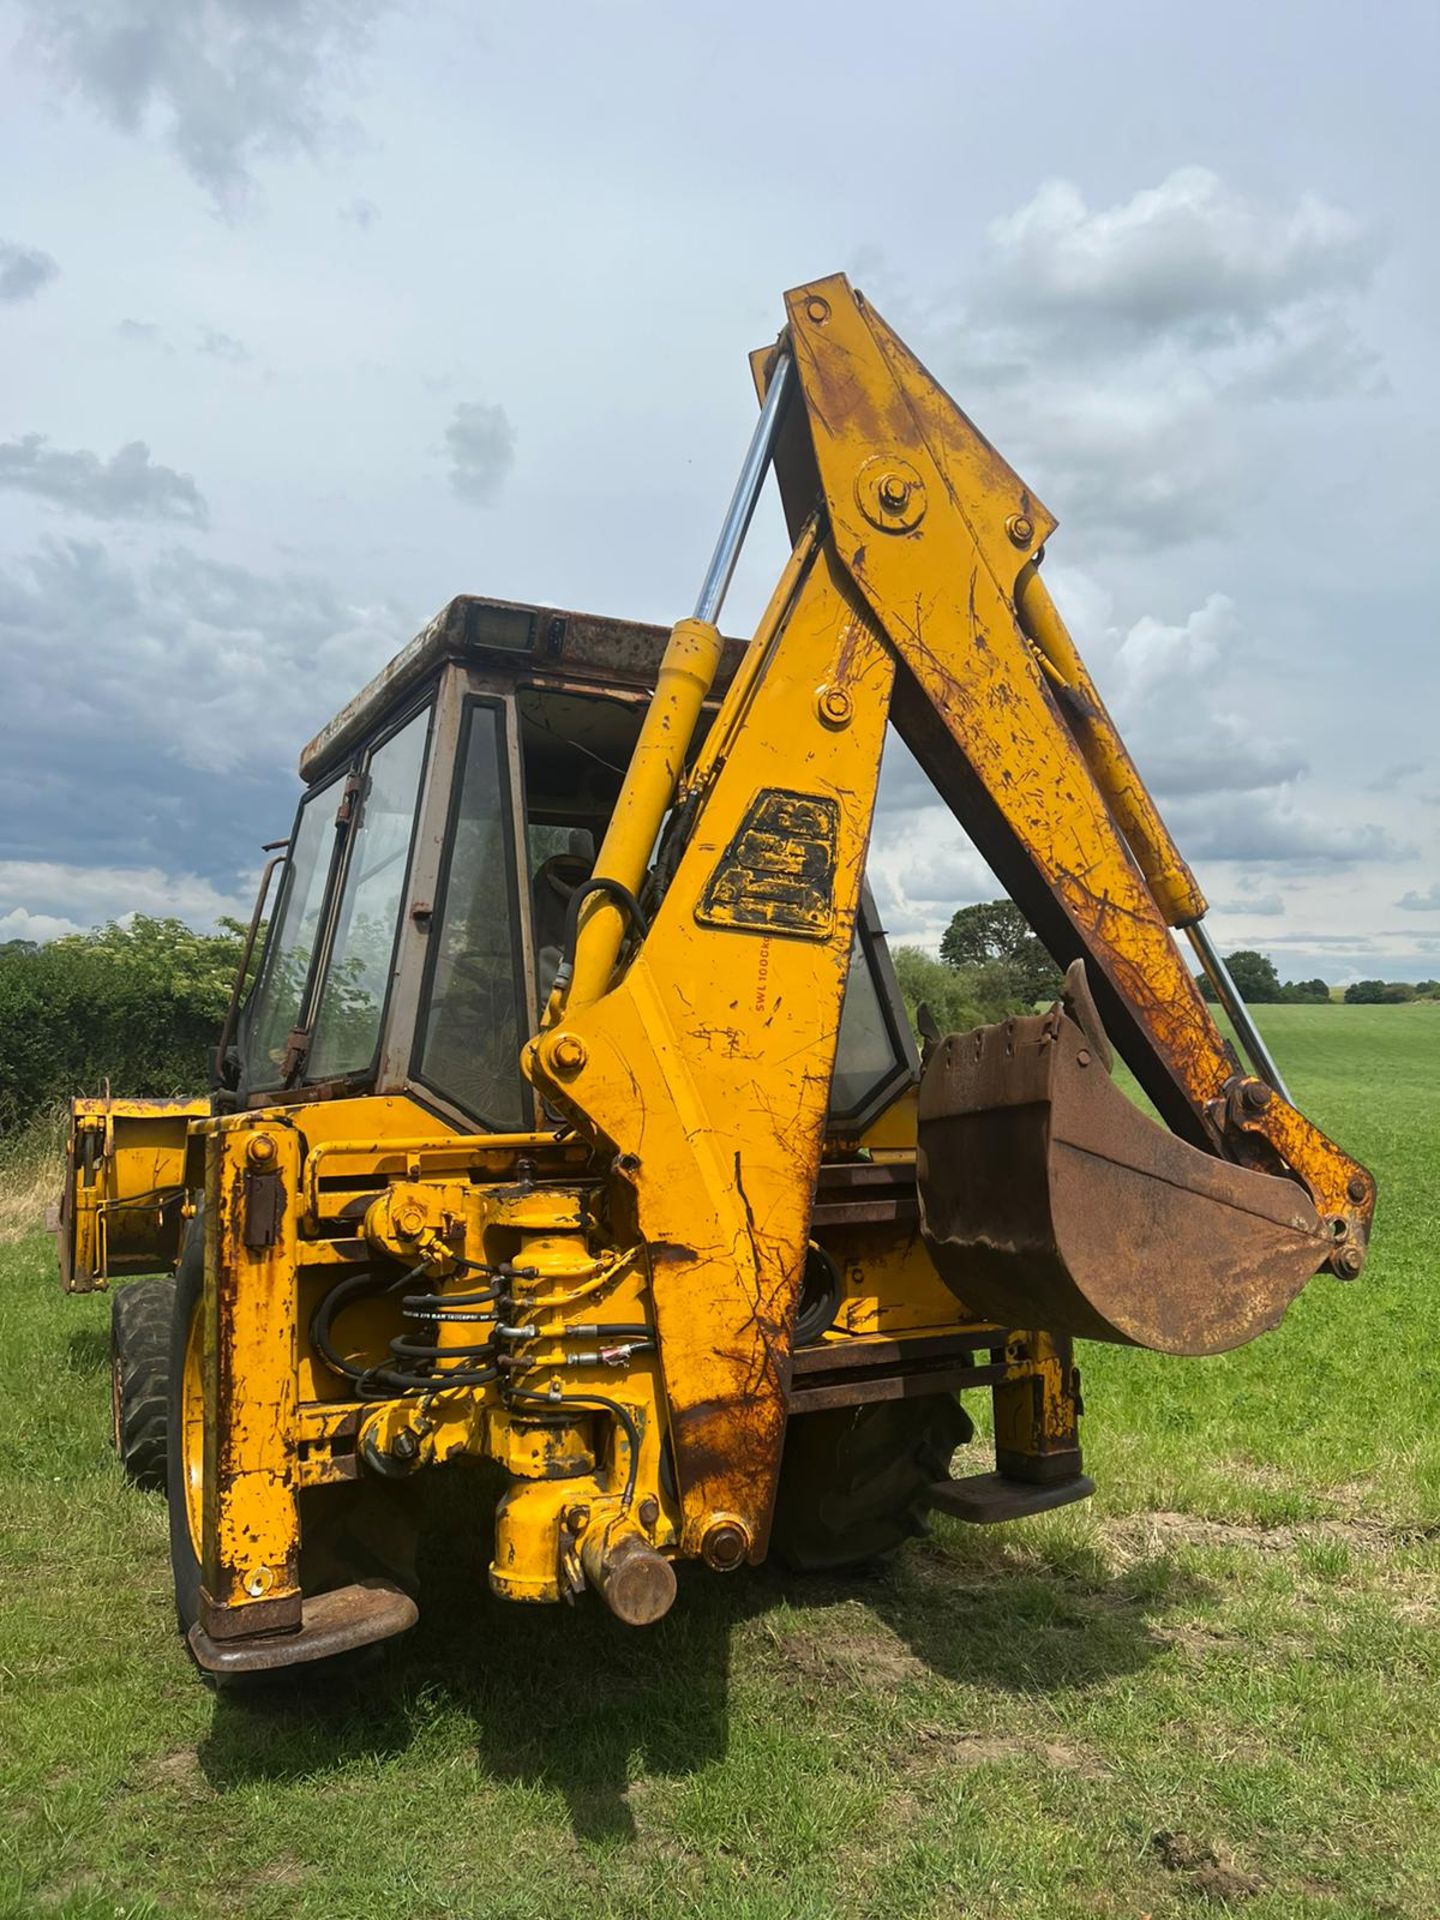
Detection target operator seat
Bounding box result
[532,833,594,1002]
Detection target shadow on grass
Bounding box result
[198,1497,1208,1842]
[64,1326,110,1377]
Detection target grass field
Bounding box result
[2,1004,1437,1918]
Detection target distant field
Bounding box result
[1,1004,1437,1919]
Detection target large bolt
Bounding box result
[550,1033,587,1075]
[1006,513,1034,546]
[1337,1244,1364,1278]
[817,685,853,728]
[805,296,830,324]
[1347,1174,1369,1203]
[247,1134,276,1166]
[700,1517,750,1572]
[1241,1080,1273,1112]
[391,1427,420,1465]
[878,472,911,512]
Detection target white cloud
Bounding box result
[0,907,84,944]
[0,239,59,302]
[0,537,411,907]
[867,807,1001,948]
[19,0,391,212]
[1397,883,1440,911]
[1368,761,1426,794]
[0,861,250,939]
[1067,584,1309,802]
[0,435,208,526]
[1167,792,1404,866]
[978,168,1378,351]
[445,402,516,507]
[197,326,249,364]
[870,169,1384,550]
[1208,892,1285,918]
[115,317,169,349]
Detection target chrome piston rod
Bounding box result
[693,351,793,625]
[1187,919,1292,1104]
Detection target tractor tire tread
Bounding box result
[770,1394,973,1573]
[112,1276,177,1494]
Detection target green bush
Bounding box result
[891,946,1040,1043]
[1196,955,1334,1005]
[1283,977,1331,1003]
[0,916,246,1134]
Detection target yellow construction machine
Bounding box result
[58,275,1374,1677]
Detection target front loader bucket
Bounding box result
[916,967,1328,1356]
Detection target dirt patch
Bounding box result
[1150,1830,1265,1903]
[254,1856,308,1888]
[904,1723,1112,1781]
[1156,1619,1307,1663]
[128,1747,213,1804]
[1107,1511,1427,1559]
[771,1626,926,1688]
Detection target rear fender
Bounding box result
[55,1095,209,1293]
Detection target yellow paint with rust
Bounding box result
[993,1331,1081,1475]
[113,271,1375,1654]
[201,1124,302,1633]
[780,275,1372,1255]
[522,270,1371,1570]
[58,1094,207,1291]
[826,1227,969,1338]
[530,532,896,1557]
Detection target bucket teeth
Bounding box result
[916,965,1327,1357]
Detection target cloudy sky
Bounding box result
[2,1,1436,982]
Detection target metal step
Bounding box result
[927,1470,1095,1525]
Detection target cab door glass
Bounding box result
[242,772,344,1088]
[828,894,920,1129]
[414,701,530,1128]
[307,707,430,1080]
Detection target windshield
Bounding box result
[306,705,431,1080]
[242,772,344,1088]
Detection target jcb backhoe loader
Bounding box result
[59,275,1373,1676]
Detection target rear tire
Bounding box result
[111,1276,176,1494]
[769,1394,973,1572]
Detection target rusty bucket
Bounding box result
[916,965,1328,1356]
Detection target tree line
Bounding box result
[1196,948,1440,1006]
[892,907,1439,1045]
[1,904,1432,1139]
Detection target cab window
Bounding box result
[242,771,345,1089]
[413,700,530,1127]
[306,705,431,1080]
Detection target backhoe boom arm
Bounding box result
[527,273,1372,1565]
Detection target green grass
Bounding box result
[2,1004,1438,1918]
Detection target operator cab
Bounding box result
[228,595,917,1138]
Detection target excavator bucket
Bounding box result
[917,964,1330,1356]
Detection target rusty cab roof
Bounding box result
[299,594,750,786]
